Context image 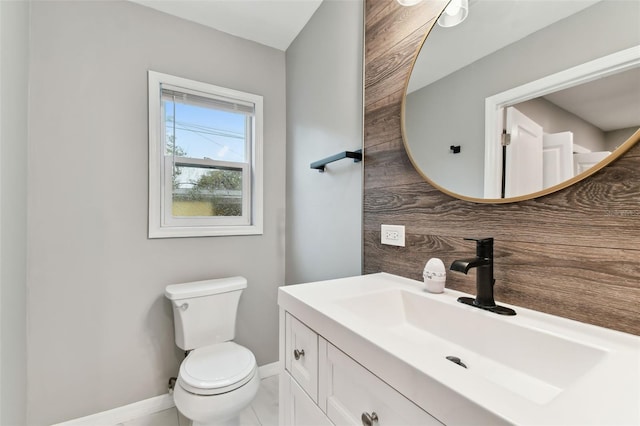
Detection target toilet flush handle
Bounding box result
[179,303,188,311]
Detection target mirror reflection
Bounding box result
[403,0,640,201]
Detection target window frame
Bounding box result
[148,70,263,238]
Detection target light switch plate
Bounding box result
[381,224,405,247]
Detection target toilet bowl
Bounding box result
[166,277,258,426]
[174,342,259,426]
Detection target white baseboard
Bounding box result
[258,361,280,379]
[53,362,280,426]
[51,393,174,426]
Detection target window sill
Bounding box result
[148,224,263,239]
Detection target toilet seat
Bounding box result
[178,341,257,396]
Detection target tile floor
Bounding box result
[119,375,279,426]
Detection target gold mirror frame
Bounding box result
[401,5,640,204]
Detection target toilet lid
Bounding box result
[179,342,257,395]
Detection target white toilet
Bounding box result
[165,276,259,426]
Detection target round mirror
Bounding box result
[403,0,640,202]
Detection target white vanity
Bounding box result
[278,273,640,425]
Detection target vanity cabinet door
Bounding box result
[285,313,319,402]
[283,374,335,426]
[321,343,442,426]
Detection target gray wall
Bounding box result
[605,127,638,151]
[405,0,640,198]
[27,2,285,424]
[0,1,29,424]
[285,0,363,285]
[515,97,606,151]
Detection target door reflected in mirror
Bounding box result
[403,0,640,202]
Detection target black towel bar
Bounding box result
[310,149,362,172]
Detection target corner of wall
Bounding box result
[0,0,30,424]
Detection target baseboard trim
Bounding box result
[51,393,174,426]
[258,361,280,379]
[53,362,280,425]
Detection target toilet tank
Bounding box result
[165,276,247,351]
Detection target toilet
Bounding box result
[165,276,259,426]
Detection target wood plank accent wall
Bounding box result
[363,0,640,335]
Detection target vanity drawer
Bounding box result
[320,343,442,426]
[285,313,319,402]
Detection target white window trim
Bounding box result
[148,70,263,238]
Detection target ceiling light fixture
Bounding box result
[437,0,469,27]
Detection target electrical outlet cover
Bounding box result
[381,224,405,247]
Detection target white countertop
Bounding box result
[278,272,640,426]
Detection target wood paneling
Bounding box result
[363,0,640,335]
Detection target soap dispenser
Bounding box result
[423,258,446,293]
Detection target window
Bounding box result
[148,71,263,238]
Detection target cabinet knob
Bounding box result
[361,412,379,426]
[293,349,305,360]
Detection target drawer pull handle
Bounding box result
[293,349,305,360]
[361,412,379,426]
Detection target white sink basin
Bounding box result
[278,272,640,425]
[335,288,606,404]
